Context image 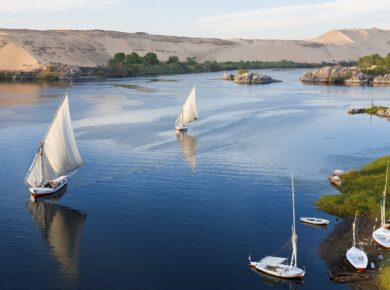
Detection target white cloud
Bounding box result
[0,0,114,12]
[195,0,390,39]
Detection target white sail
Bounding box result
[25,94,83,187]
[290,175,297,268]
[175,86,198,128]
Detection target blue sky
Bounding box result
[0,0,389,39]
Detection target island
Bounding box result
[223,70,281,84]
[348,105,390,118]
[300,52,390,85]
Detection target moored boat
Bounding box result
[373,159,390,248]
[300,217,330,226]
[249,175,305,280]
[346,212,368,271]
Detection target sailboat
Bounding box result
[372,159,390,248]
[175,86,198,131]
[346,212,368,270]
[25,89,83,199]
[249,175,305,279]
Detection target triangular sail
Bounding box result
[352,212,357,247]
[25,94,83,187]
[175,86,198,128]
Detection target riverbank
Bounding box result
[317,155,389,217]
[0,60,327,81]
[317,155,390,289]
[348,106,390,119]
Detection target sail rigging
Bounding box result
[25,93,83,188]
[175,86,198,129]
[381,160,389,227]
[290,175,297,268]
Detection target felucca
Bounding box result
[372,159,390,248]
[25,89,83,199]
[175,86,198,132]
[249,175,305,279]
[346,212,368,271]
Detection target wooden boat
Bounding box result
[25,89,83,199]
[373,160,390,248]
[346,212,368,271]
[300,217,330,226]
[175,86,198,131]
[249,175,305,280]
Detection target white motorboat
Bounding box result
[249,175,305,280]
[300,217,330,226]
[346,213,368,271]
[373,160,390,248]
[175,86,198,131]
[25,89,83,199]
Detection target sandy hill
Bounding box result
[1,28,390,71]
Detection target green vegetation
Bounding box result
[364,106,388,115]
[0,71,14,80]
[107,51,328,77]
[316,155,390,217]
[382,261,390,290]
[358,52,390,75]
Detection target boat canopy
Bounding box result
[260,256,287,266]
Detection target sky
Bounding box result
[0,0,389,39]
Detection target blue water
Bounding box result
[1,70,390,289]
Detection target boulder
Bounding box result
[373,74,390,85]
[300,65,370,84]
[224,71,281,84]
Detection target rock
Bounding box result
[223,73,234,80]
[373,74,390,85]
[347,108,365,114]
[300,65,371,85]
[375,109,390,117]
[224,71,281,84]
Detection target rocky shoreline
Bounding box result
[300,65,390,85]
[223,71,281,84]
[347,106,390,118]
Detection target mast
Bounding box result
[382,159,389,227]
[352,212,357,247]
[290,174,297,267]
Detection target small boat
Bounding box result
[300,217,330,226]
[24,89,83,199]
[249,175,305,280]
[175,86,198,132]
[346,212,368,271]
[373,160,390,248]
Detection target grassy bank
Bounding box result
[316,155,389,217]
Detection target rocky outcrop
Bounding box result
[223,71,281,84]
[373,74,390,84]
[300,65,372,84]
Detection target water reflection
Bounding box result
[176,132,197,171]
[0,82,55,107]
[28,191,87,281]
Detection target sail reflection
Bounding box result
[28,195,87,280]
[176,131,197,171]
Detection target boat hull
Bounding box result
[249,262,305,280]
[300,217,330,226]
[346,246,368,271]
[176,127,188,132]
[29,176,68,199]
[373,227,390,248]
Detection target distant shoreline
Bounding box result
[0,61,345,82]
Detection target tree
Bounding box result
[113,52,126,63]
[125,52,142,65]
[143,52,159,65]
[186,57,197,65]
[167,55,179,64]
[384,52,390,66]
